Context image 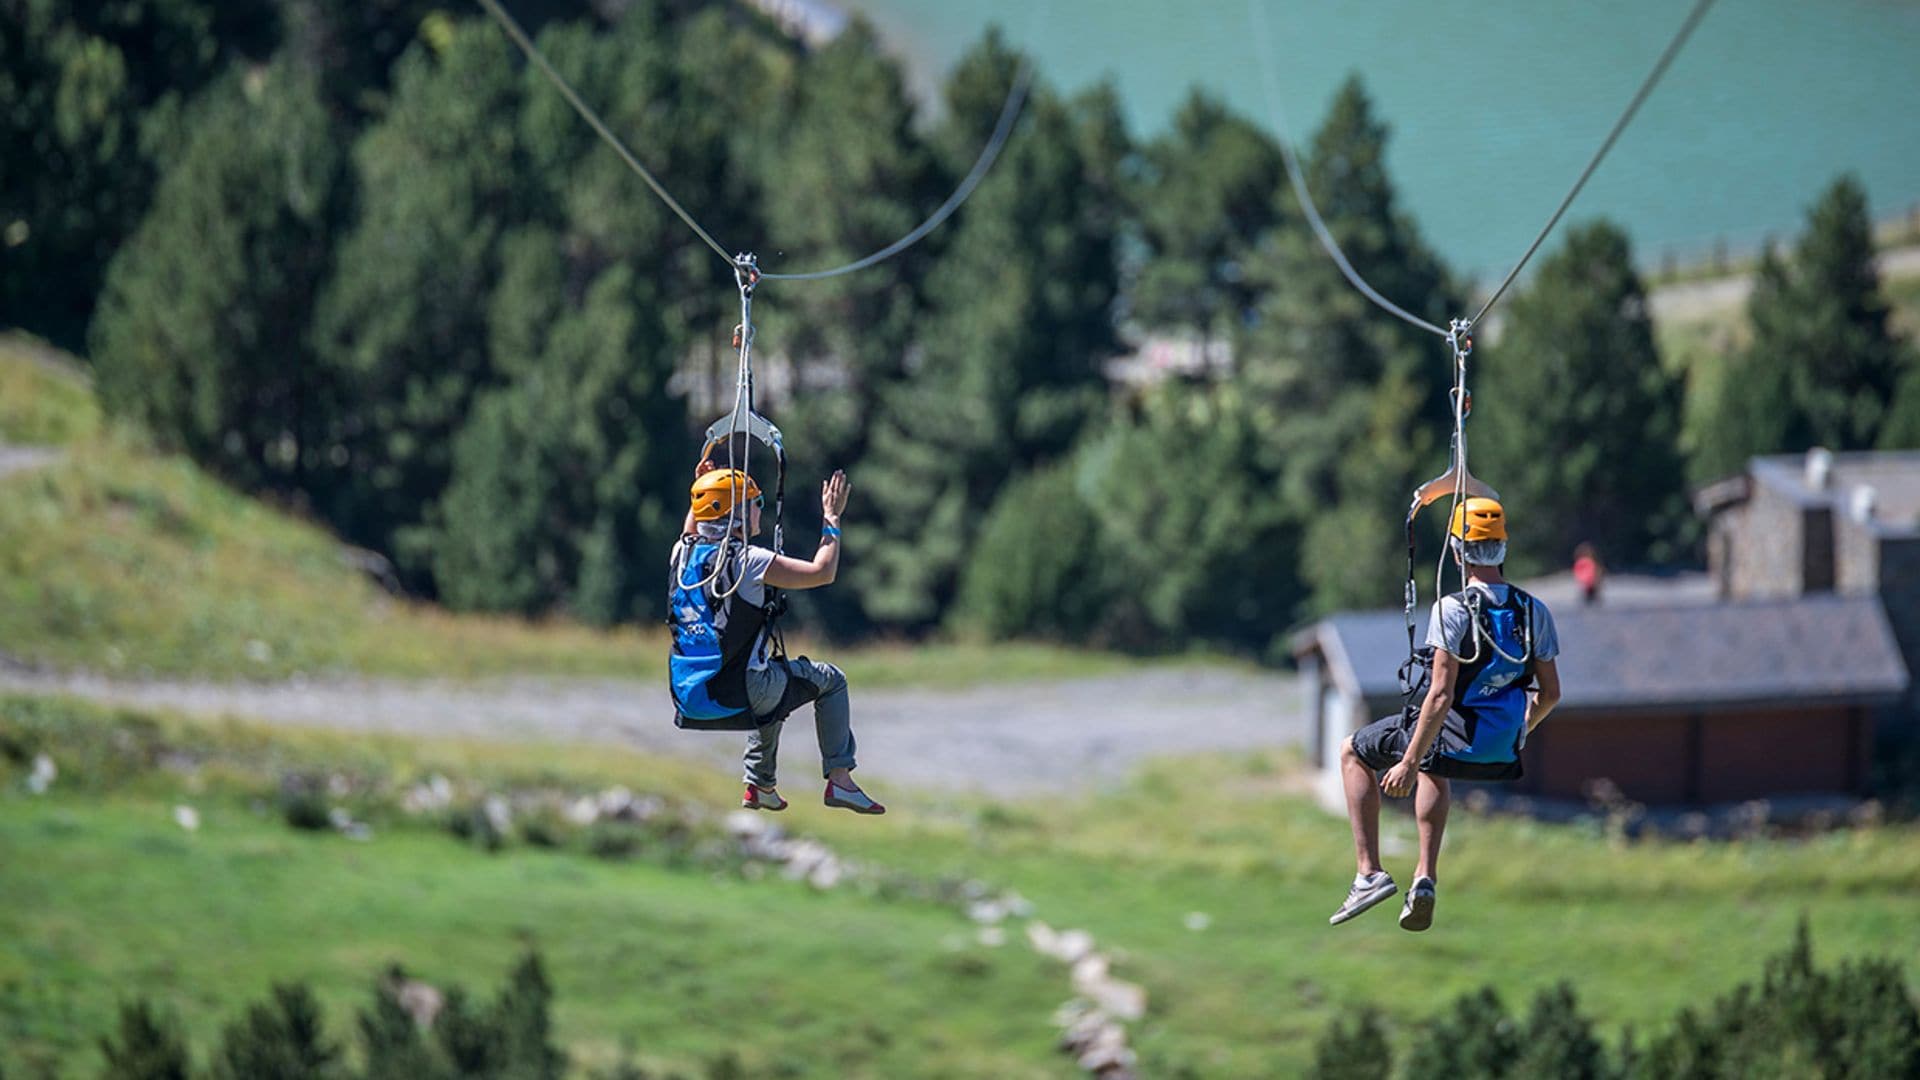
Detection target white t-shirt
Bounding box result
[1426,582,1560,661]
[672,540,778,671]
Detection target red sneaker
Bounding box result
[823,780,885,815]
[743,785,787,812]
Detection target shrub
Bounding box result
[1510,984,1610,1080]
[446,802,506,852]
[0,696,169,790]
[277,774,332,832]
[952,463,1118,642]
[432,986,503,1077]
[587,821,644,860]
[209,983,338,1080]
[1310,1003,1392,1080]
[358,970,445,1080]
[518,807,569,850]
[99,998,191,1080]
[1638,920,1920,1079]
[1404,986,1519,1079]
[495,951,566,1080]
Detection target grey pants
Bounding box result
[742,657,856,788]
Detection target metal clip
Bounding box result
[1447,316,1474,362]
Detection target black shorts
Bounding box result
[1348,712,1524,783]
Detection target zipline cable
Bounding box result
[472,0,1037,283]
[1247,0,1718,336]
[761,61,1034,281]
[473,0,734,264]
[1470,0,1719,326]
[1247,0,1450,341]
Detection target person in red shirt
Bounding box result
[1572,542,1603,606]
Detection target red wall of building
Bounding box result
[1523,714,1690,803]
[1697,707,1861,802]
[1519,707,1866,804]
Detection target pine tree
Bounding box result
[1309,1004,1392,1080]
[1132,89,1285,342]
[1637,921,1920,1079]
[856,36,1127,628]
[89,58,344,494]
[1793,176,1907,447]
[493,950,566,1080]
[432,244,684,624]
[1239,74,1458,418]
[1299,369,1437,615]
[1691,248,1800,482]
[1697,174,1916,476]
[1,0,276,351]
[433,986,504,1077]
[1237,75,1460,614]
[98,998,192,1080]
[953,462,1113,642]
[310,19,534,578]
[210,983,339,1080]
[1883,366,1920,450]
[748,19,938,637]
[359,969,447,1080]
[757,15,936,434]
[1510,984,1611,1080]
[1071,384,1301,649]
[1407,986,1519,1078]
[1479,220,1688,571]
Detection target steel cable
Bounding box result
[1471,0,1719,325]
[474,0,1036,284]
[1247,0,1451,340]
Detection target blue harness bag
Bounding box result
[667,540,772,731]
[1441,587,1536,764]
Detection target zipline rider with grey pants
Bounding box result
[668,467,885,815]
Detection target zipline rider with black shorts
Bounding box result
[1331,497,1562,932]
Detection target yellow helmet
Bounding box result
[1449,496,1508,542]
[689,469,761,522]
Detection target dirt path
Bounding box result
[0,444,60,479]
[0,665,1304,795]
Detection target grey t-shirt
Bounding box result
[672,540,778,671]
[1426,582,1560,661]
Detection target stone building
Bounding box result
[1697,449,1920,714]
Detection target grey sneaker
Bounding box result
[1399,877,1436,932]
[1329,872,1397,926]
[823,780,886,815]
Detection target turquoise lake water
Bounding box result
[839,0,1920,279]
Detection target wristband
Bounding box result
[822,525,842,540]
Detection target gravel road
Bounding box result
[0,664,1305,795]
[1647,244,1920,323]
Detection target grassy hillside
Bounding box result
[0,335,1145,686]
[4,697,1916,1077]
[0,339,99,446]
[0,429,667,681]
[1654,264,1920,480]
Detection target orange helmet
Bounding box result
[1449,497,1508,542]
[689,469,761,522]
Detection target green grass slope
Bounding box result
[4,698,1916,1077]
[0,429,666,680]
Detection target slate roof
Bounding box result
[1296,593,1910,714]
